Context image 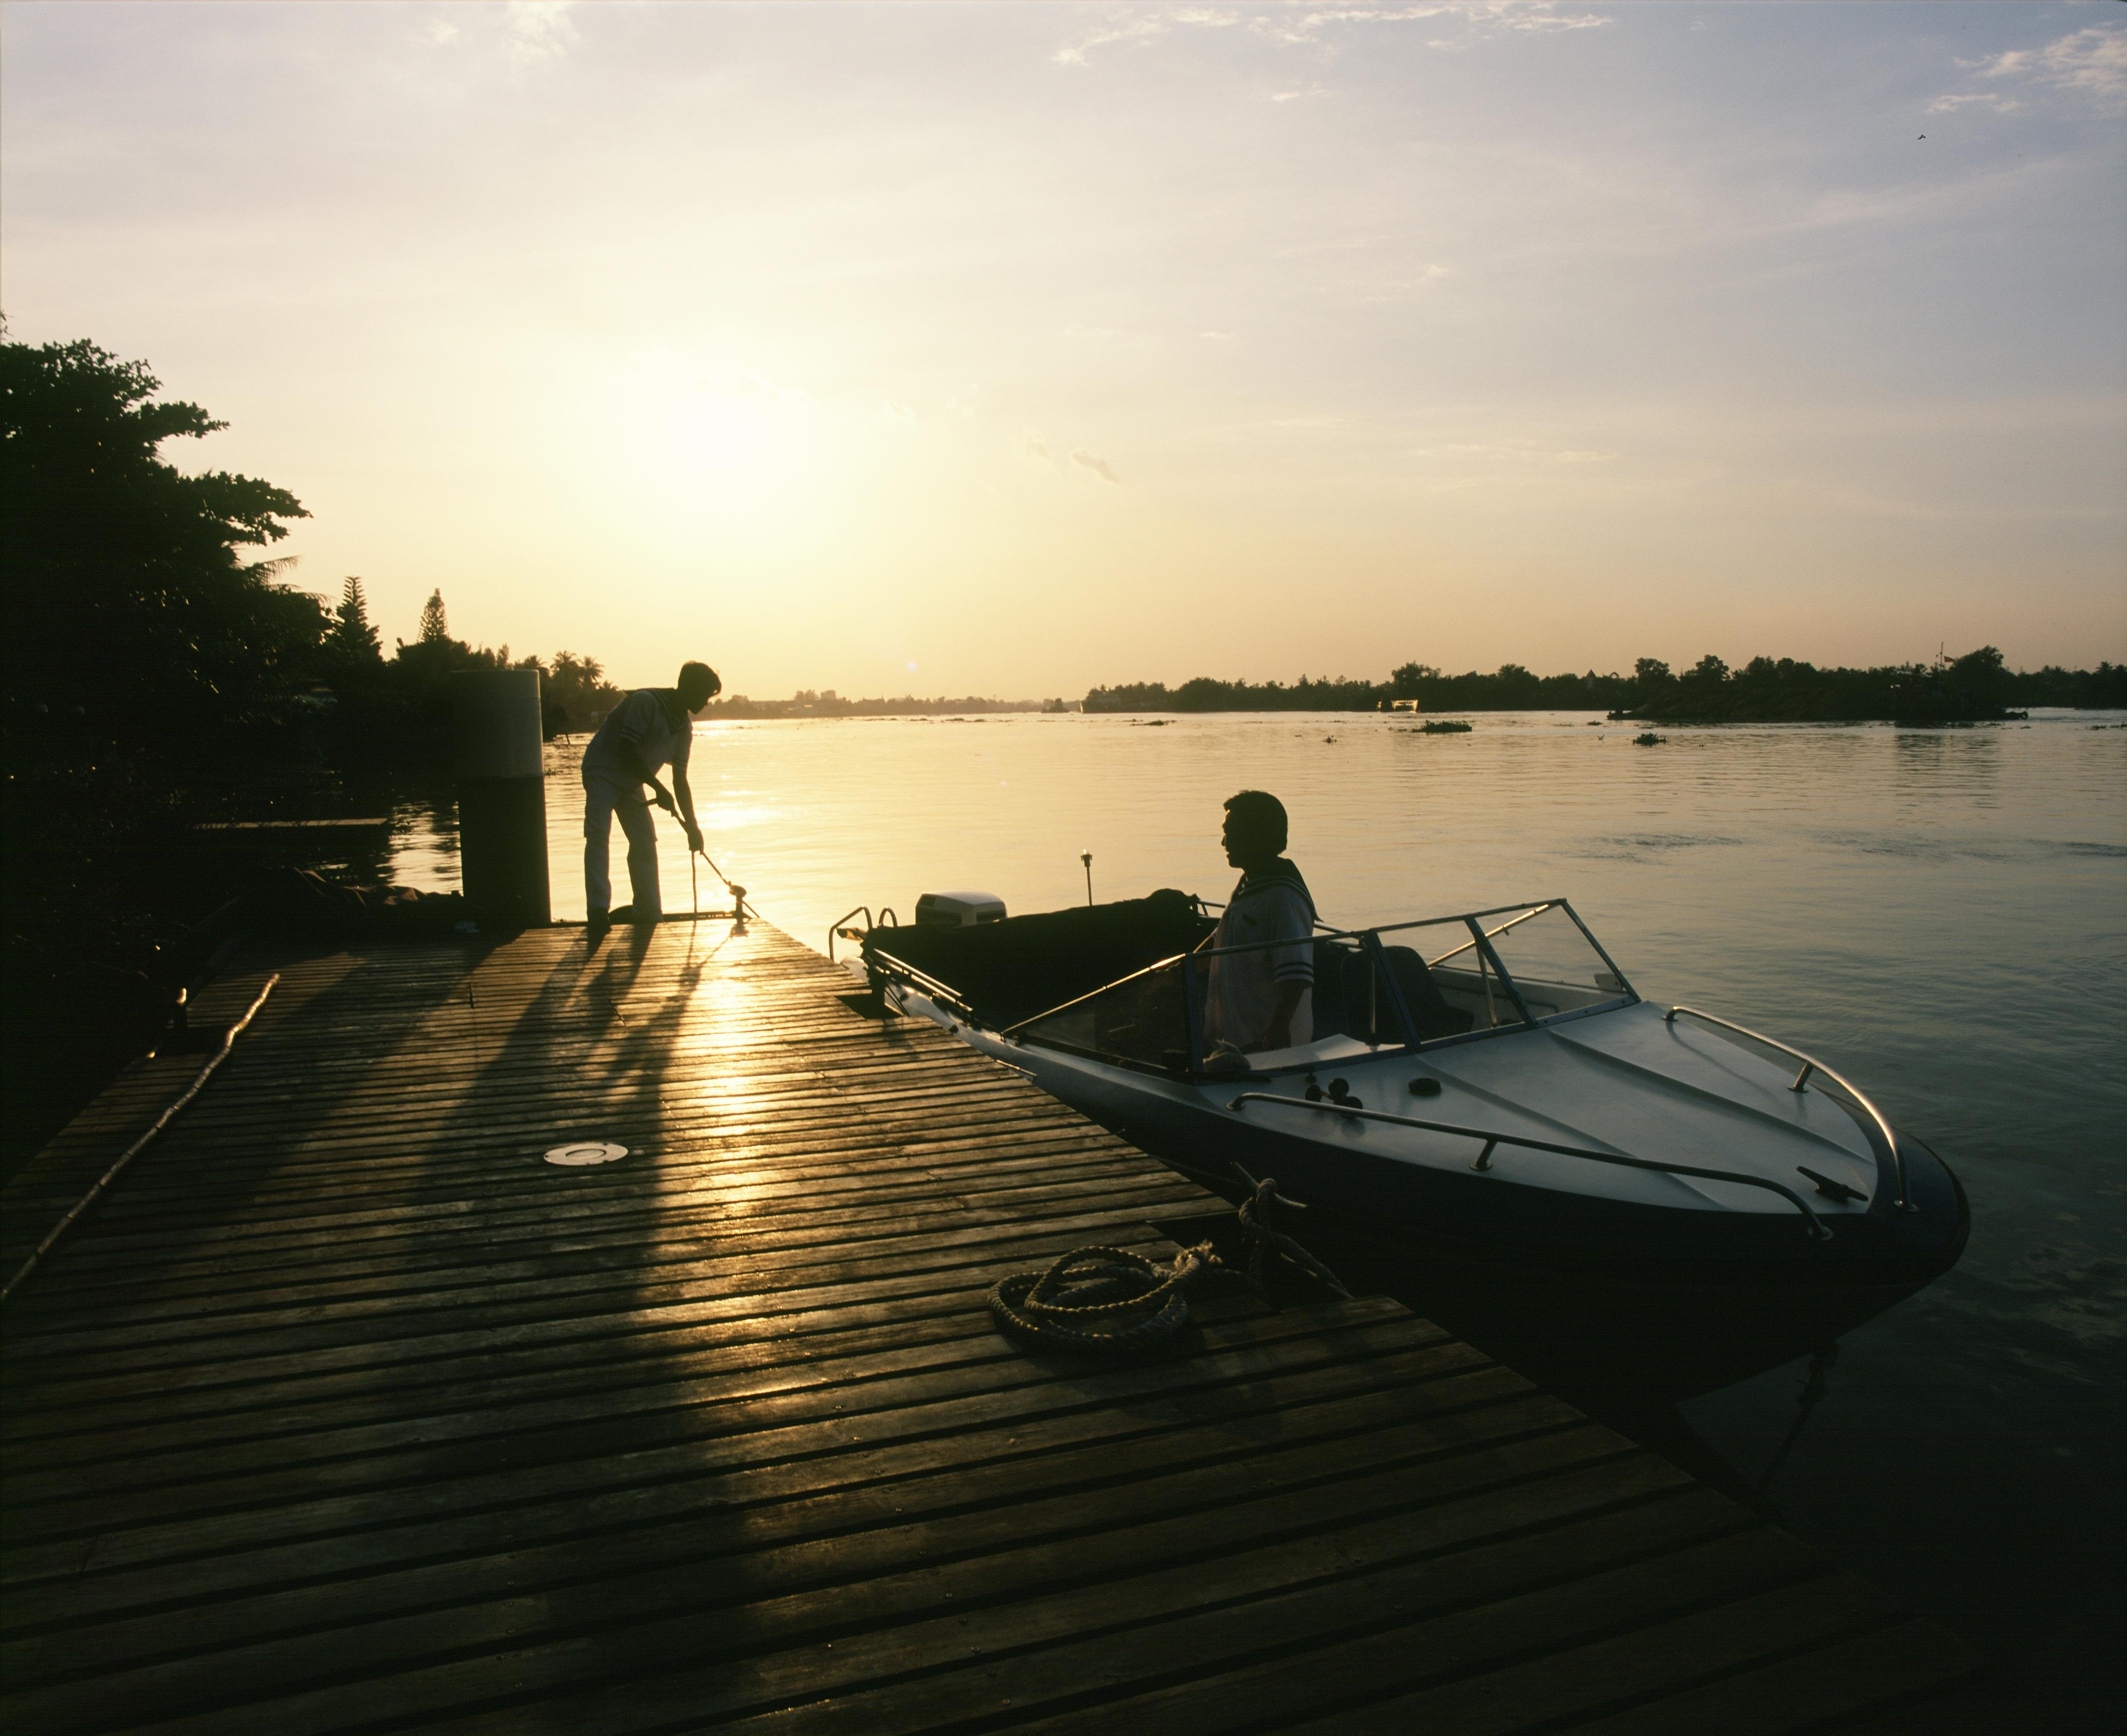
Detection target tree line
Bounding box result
[1085,649,2127,722]
[0,329,646,1132]
[1,332,627,798]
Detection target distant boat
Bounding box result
[860,891,1969,1396]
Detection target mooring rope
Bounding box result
[987,1242,1217,1354]
[986,1174,1353,1354]
[1234,1170,1355,1302]
[0,973,279,1308]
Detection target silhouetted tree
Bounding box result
[543,651,624,730]
[0,333,317,737]
[324,576,382,670]
[417,588,450,645]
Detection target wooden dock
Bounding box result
[1,919,1972,1732]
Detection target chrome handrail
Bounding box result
[869,953,978,1023]
[829,905,897,965]
[828,905,871,965]
[1664,1006,1911,1211]
[1225,1091,1832,1240]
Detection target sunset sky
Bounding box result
[4,1,2123,696]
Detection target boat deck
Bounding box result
[0,918,1973,1732]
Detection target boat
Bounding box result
[856,890,1970,1397]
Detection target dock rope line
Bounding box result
[1233,1170,1356,1304]
[0,974,279,1308]
[692,845,750,925]
[987,1242,1216,1354]
[986,1174,1352,1355]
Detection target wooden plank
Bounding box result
[0,919,1971,1734]
[1558,1616,1979,1734]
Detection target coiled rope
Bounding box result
[987,1242,1216,1354]
[987,1172,1352,1355]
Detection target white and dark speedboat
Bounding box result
[857,891,1969,1392]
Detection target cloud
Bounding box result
[1254,4,1614,49]
[1056,2,1609,66]
[1023,431,1053,461]
[1937,23,2126,113]
[1071,449,1121,484]
[506,1,577,68]
[2033,25,2127,101]
[1054,6,1234,68]
[1271,84,1330,102]
[415,17,459,48]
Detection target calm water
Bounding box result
[391,708,2125,1721]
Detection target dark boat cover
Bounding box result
[861,890,1214,1031]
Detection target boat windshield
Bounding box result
[1005,899,1634,1078]
[1392,902,1632,1028]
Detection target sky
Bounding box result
[4,1,2124,697]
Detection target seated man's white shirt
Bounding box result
[1206,862,1316,1051]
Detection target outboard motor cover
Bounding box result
[915,891,1007,927]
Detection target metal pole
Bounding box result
[1082,851,1093,906]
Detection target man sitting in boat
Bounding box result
[1203,790,1317,1057]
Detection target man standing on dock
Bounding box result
[1204,789,1317,1055]
[580,660,720,928]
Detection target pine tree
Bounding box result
[325,575,382,666]
[417,587,449,644]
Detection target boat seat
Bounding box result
[1379,945,1475,1041]
[1308,943,1472,1045]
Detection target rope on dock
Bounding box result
[1234,1171,1355,1302]
[986,1175,1353,1354]
[987,1242,1216,1353]
[0,973,279,1308]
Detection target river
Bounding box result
[387,706,2125,1724]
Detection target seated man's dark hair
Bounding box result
[679,660,721,697]
[1224,789,1288,855]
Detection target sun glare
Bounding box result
[597,353,830,528]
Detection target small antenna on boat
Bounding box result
[1081,851,1093,906]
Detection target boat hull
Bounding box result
[1008,1044,1969,1399]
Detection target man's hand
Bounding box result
[649,782,677,815]
[685,820,704,854]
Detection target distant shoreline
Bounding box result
[1083,648,2125,725]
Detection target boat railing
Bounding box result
[827,905,896,967]
[1224,1091,1834,1240]
[1663,1006,1912,1211]
[868,952,978,1023]
[997,953,1192,1040]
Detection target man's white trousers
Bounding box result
[582,775,661,921]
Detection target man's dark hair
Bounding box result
[679,660,721,698]
[1224,789,1288,855]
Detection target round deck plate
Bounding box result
[544,1141,628,1167]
